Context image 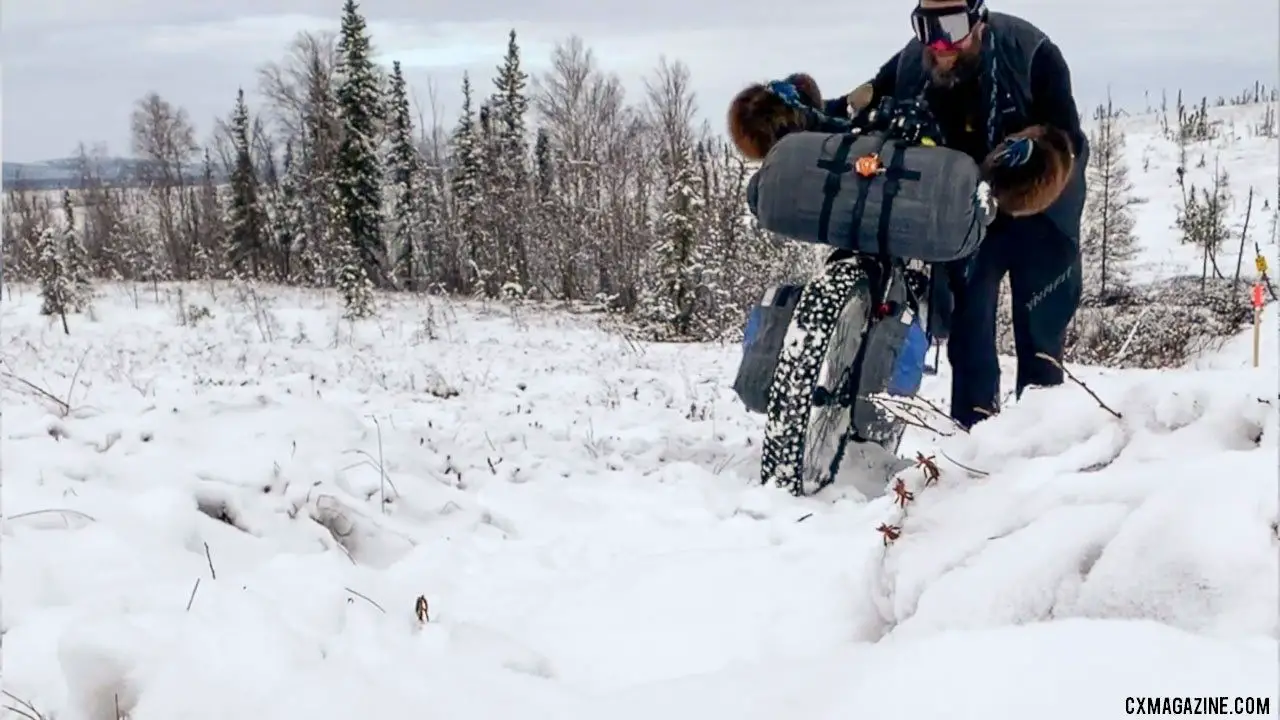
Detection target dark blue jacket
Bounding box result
[826,12,1088,241]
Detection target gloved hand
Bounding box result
[989,136,1033,167]
[729,73,854,160]
[765,79,805,109]
[979,125,1074,217]
[844,83,876,116]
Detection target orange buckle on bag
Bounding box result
[855,154,883,177]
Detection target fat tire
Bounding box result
[760,259,871,496]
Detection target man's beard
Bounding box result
[923,43,983,88]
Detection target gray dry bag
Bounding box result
[746,131,995,263]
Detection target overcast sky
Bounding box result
[3,0,1277,162]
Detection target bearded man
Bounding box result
[730,0,1089,429]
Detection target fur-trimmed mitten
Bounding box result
[980,125,1075,217]
[727,73,823,161]
[844,82,876,116]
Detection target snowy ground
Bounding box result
[3,281,1277,719]
[1119,100,1279,283]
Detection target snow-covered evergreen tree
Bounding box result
[336,243,375,319]
[60,190,92,309]
[644,142,706,338]
[128,194,170,294]
[416,159,446,290]
[1177,161,1233,285]
[1081,97,1138,303]
[475,101,505,294]
[103,198,137,281]
[194,149,227,279]
[488,29,532,294]
[450,74,487,293]
[291,40,343,287]
[37,225,73,333]
[699,141,764,332]
[334,0,388,287]
[385,60,425,291]
[530,127,565,296]
[225,88,269,278]
[271,142,307,283]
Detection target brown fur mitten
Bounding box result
[981,124,1075,217]
[727,73,823,161]
[845,82,875,115]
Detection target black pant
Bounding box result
[944,214,1082,429]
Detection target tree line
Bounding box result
[3,0,815,338]
[4,1,1272,365]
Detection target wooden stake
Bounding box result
[1253,306,1262,368]
[1251,282,1265,368]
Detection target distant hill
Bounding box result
[3,157,218,191]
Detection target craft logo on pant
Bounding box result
[1025,264,1074,312]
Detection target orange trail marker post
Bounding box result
[1251,282,1264,368]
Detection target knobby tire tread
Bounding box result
[760,260,868,496]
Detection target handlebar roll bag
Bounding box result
[746,131,995,263]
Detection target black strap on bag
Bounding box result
[837,139,926,401]
[870,140,921,310]
[815,133,860,245]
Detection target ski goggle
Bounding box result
[911,6,979,50]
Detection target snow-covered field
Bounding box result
[4,98,1279,719]
[2,278,1277,719]
[1121,100,1279,282]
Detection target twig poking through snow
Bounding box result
[414,595,431,624]
[5,508,97,525]
[343,587,386,613]
[939,451,990,477]
[1034,352,1123,420]
[2,690,48,720]
[1109,305,1155,365]
[370,415,388,513]
[185,578,201,611]
[869,394,966,436]
[203,542,217,579]
[2,372,70,416]
[344,416,400,509]
[65,348,92,413]
[1,348,94,418]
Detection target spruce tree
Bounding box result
[385,60,425,290]
[449,74,486,293]
[1081,97,1138,303]
[60,190,92,309]
[489,29,532,293]
[334,0,388,287]
[195,149,227,279]
[225,88,268,278]
[37,225,72,333]
[416,159,446,290]
[1177,161,1233,287]
[475,100,503,294]
[531,127,560,295]
[336,243,375,319]
[646,143,706,337]
[297,50,342,287]
[271,141,306,282]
